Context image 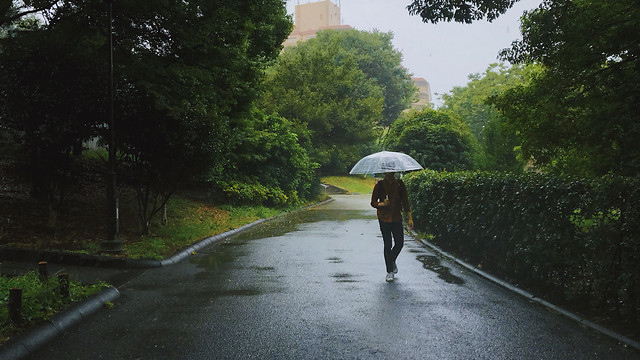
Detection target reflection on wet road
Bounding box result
[415,254,465,285]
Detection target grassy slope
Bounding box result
[0,149,297,260]
[321,176,377,194]
[124,198,286,259]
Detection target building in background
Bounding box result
[283,0,352,48]
[410,77,432,110]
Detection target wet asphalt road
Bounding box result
[26,195,638,359]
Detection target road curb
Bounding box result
[0,198,336,360]
[0,199,336,270]
[409,230,640,352]
[0,286,120,360]
[0,220,268,269]
[155,198,334,266]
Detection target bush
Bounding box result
[213,110,320,206]
[404,170,640,336]
[1,272,109,340]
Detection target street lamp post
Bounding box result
[101,0,122,253]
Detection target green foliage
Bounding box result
[319,30,415,127]
[0,11,106,227]
[405,170,640,332]
[494,0,640,177]
[261,29,414,174]
[0,0,293,234]
[385,109,476,171]
[0,272,109,338]
[112,0,291,233]
[441,63,538,172]
[123,195,286,259]
[216,110,319,206]
[407,0,518,23]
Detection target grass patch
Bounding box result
[321,176,378,194]
[123,196,288,259]
[0,272,109,343]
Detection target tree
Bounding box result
[493,0,640,176]
[385,109,476,172]
[407,0,519,24]
[0,0,58,28]
[320,30,415,127]
[410,0,640,176]
[261,29,414,174]
[441,63,535,172]
[112,0,292,233]
[0,14,106,229]
[0,0,292,234]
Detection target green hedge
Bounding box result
[404,170,640,333]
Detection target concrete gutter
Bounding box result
[0,219,269,269]
[0,198,335,270]
[409,230,640,352]
[0,286,120,360]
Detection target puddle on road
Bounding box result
[210,288,264,297]
[332,272,359,283]
[192,239,248,272]
[250,266,276,272]
[326,256,343,264]
[416,254,465,285]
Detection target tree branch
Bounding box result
[0,3,57,28]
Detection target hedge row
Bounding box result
[404,170,640,334]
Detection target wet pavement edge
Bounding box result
[0,287,120,360]
[409,229,640,352]
[0,198,335,360]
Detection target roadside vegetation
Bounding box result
[123,198,288,260]
[0,272,110,343]
[0,148,316,260]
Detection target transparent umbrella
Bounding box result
[349,150,423,175]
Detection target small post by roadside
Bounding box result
[38,261,48,282]
[8,288,22,325]
[57,273,70,299]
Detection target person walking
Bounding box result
[371,172,414,282]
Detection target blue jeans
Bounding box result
[379,220,404,273]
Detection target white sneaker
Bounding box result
[386,272,394,282]
[393,263,398,274]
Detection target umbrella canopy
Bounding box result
[349,150,423,175]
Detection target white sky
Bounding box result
[285,0,542,106]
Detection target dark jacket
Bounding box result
[370,178,410,223]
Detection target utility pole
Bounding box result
[101,0,122,253]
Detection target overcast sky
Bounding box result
[285,0,543,106]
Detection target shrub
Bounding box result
[1,272,109,340]
[215,110,319,206]
[405,170,640,335]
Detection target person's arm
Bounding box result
[370,182,389,208]
[371,182,380,209]
[406,211,414,230]
[400,181,414,229]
